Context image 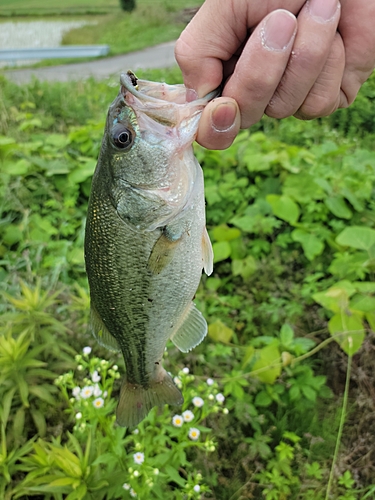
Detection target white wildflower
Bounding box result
[208,394,214,400]
[112,364,118,371]
[133,452,144,465]
[154,468,159,475]
[75,412,82,420]
[123,483,130,490]
[133,470,139,477]
[80,386,93,399]
[91,370,101,383]
[133,429,139,435]
[192,397,204,408]
[223,408,229,414]
[182,410,194,422]
[188,428,200,441]
[216,393,225,403]
[194,484,201,493]
[72,386,81,398]
[172,415,184,427]
[206,378,214,386]
[182,367,189,374]
[93,397,104,408]
[82,346,92,355]
[93,384,102,397]
[130,489,137,498]
[174,376,182,387]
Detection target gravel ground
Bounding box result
[0,20,92,67]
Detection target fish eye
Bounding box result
[112,125,133,149]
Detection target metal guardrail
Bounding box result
[0,45,110,62]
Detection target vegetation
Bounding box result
[1,67,375,499]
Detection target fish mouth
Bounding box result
[120,70,220,107]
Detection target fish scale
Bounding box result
[84,71,218,427]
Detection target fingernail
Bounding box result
[211,101,237,132]
[307,0,339,22]
[262,10,297,51]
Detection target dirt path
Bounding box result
[2,41,176,84]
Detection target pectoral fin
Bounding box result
[148,230,181,274]
[170,303,207,353]
[202,227,214,276]
[89,306,120,352]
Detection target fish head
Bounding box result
[103,71,219,189]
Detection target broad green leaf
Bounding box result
[252,344,281,384]
[245,152,278,172]
[3,225,23,245]
[325,196,352,219]
[242,345,255,368]
[366,312,375,331]
[280,324,294,346]
[165,465,186,487]
[68,159,96,184]
[255,391,272,407]
[313,281,357,313]
[208,320,234,343]
[283,173,324,202]
[350,294,375,313]
[211,224,241,242]
[266,194,300,225]
[2,158,31,175]
[291,229,324,260]
[328,312,365,355]
[232,255,257,279]
[336,226,375,251]
[212,241,231,263]
[353,282,375,293]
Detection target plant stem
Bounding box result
[325,352,352,499]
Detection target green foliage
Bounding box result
[119,0,136,12]
[1,70,375,498]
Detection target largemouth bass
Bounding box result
[84,71,217,428]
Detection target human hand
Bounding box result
[175,0,375,150]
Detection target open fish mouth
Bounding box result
[120,70,220,106]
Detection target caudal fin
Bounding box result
[116,370,183,428]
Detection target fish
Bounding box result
[84,70,218,428]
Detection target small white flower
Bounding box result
[192,397,204,408]
[112,364,118,371]
[82,346,92,355]
[133,429,139,435]
[216,393,225,403]
[182,410,194,422]
[75,412,82,420]
[91,370,101,383]
[93,397,104,408]
[153,468,159,475]
[133,452,144,465]
[188,428,200,441]
[174,376,182,387]
[206,378,214,386]
[223,408,229,414]
[133,470,139,477]
[122,483,130,490]
[80,386,94,399]
[130,489,137,498]
[193,484,201,493]
[103,391,108,398]
[72,386,81,398]
[208,394,214,400]
[182,367,189,374]
[172,414,184,427]
[93,384,102,397]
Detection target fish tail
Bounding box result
[116,370,183,428]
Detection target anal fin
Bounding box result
[89,306,120,352]
[170,303,207,353]
[202,227,213,276]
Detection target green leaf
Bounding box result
[350,294,375,313]
[232,255,257,279]
[291,229,324,260]
[208,320,234,343]
[211,224,241,242]
[212,241,231,263]
[165,465,186,487]
[255,391,272,407]
[266,195,300,225]
[280,324,294,347]
[252,344,281,384]
[325,196,352,219]
[336,226,375,251]
[328,312,365,355]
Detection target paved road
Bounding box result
[2,41,177,84]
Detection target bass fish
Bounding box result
[84,71,217,428]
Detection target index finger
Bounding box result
[175,0,306,97]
